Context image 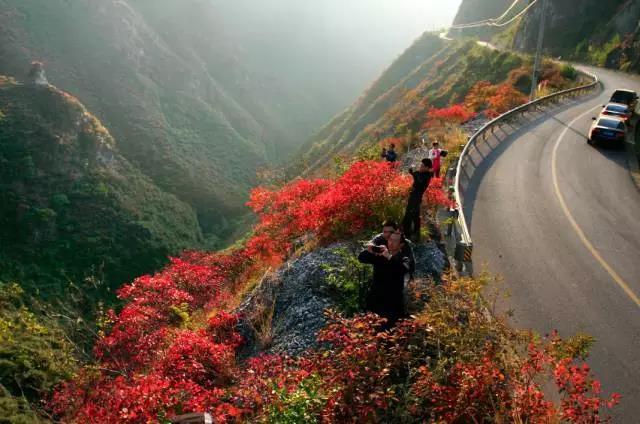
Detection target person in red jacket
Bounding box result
[428,140,442,178]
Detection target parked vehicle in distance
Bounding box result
[588,116,627,146]
[609,89,638,113]
[601,102,633,125]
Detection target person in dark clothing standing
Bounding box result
[368,220,415,276]
[381,143,398,162]
[358,231,411,329]
[402,158,433,241]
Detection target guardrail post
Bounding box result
[446,207,459,237]
[454,241,473,275]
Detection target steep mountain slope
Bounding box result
[453,0,513,24]
[450,0,515,39]
[0,75,201,297]
[294,36,528,173]
[0,0,267,237]
[513,0,640,73]
[0,0,456,240]
[512,0,628,53]
[454,0,640,73]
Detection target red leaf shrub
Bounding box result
[465,80,529,118]
[50,158,616,423]
[425,104,476,127]
[247,161,424,260]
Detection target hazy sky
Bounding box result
[213,0,464,113]
[216,1,463,53]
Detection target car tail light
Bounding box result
[616,131,625,138]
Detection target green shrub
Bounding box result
[265,375,326,424]
[560,64,578,81]
[0,283,77,420]
[321,248,372,315]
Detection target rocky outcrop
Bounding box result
[237,239,447,357]
[27,61,48,86]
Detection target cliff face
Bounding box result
[513,0,640,72]
[453,0,640,73]
[450,0,515,39]
[512,0,628,52]
[453,0,514,25]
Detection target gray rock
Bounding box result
[236,238,446,357]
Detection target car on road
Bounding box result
[588,116,627,146]
[609,89,638,113]
[600,102,633,125]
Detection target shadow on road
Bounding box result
[461,97,597,229]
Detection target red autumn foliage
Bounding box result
[52,309,619,423]
[247,160,454,261]
[465,80,529,118]
[425,104,476,127]
[49,157,617,423]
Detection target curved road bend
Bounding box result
[466,66,640,420]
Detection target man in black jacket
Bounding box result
[358,231,411,329]
[402,158,433,241]
[367,220,415,276]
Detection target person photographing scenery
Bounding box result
[428,140,445,178]
[359,231,411,329]
[381,143,398,162]
[368,220,415,276]
[402,158,433,240]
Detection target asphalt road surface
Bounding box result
[465,66,640,420]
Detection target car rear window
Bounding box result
[598,118,625,130]
[611,91,635,103]
[606,104,629,113]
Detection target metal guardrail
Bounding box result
[450,69,600,275]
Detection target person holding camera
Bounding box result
[381,143,398,163]
[358,231,411,329]
[402,158,433,241]
[367,220,415,276]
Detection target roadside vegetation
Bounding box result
[50,84,617,421]
[0,28,612,422]
[295,37,580,176]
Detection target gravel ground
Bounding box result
[236,239,446,357]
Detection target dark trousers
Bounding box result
[402,196,422,240]
[366,288,404,330]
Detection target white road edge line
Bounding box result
[551,105,640,308]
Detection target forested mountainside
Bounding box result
[454,0,640,73]
[513,0,640,73]
[0,75,201,298]
[0,0,263,239]
[0,0,425,241]
[294,35,535,173]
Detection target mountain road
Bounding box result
[465,66,640,419]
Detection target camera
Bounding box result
[372,245,384,253]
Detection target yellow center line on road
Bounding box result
[552,105,640,309]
